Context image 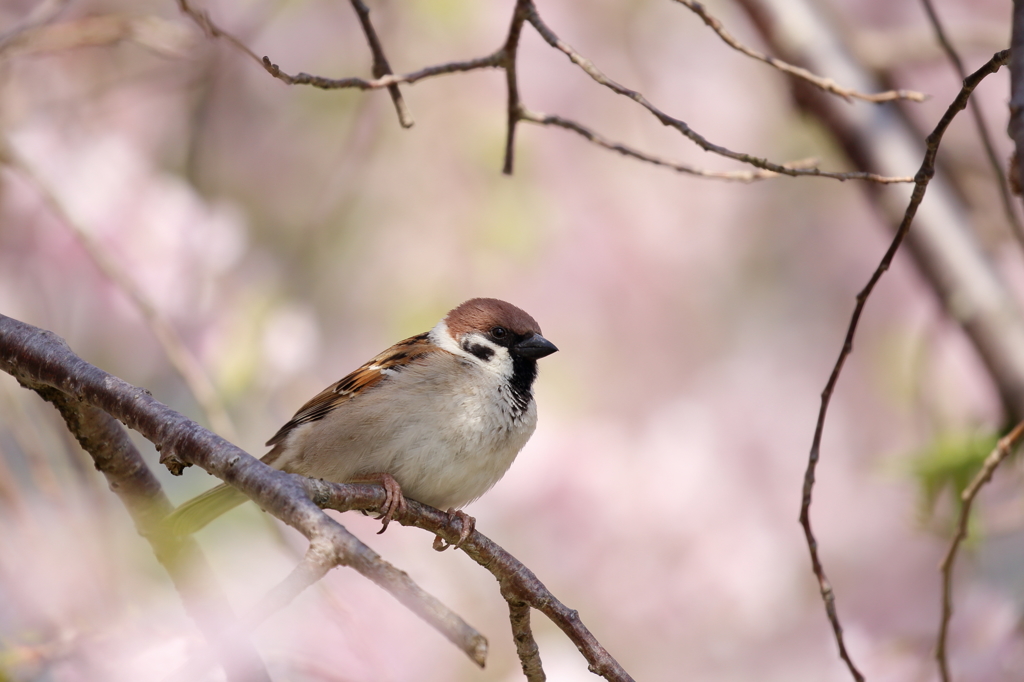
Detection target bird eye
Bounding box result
[491,326,507,339]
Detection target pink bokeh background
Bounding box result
[1,0,1022,679]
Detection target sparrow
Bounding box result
[167,298,557,549]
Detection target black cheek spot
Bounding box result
[463,341,495,361]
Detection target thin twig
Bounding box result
[260,52,505,90]
[918,0,1024,249]
[175,0,910,184]
[320,485,634,682]
[500,0,530,175]
[799,50,1010,682]
[348,0,414,128]
[520,0,912,184]
[935,420,1024,682]
[2,145,239,442]
[672,0,925,103]
[520,109,819,181]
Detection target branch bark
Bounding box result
[0,313,487,668]
[0,313,634,681]
[1010,1,1024,203]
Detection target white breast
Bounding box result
[278,351,537,510]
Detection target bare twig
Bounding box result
[0,314,487,669]
[174,0,911,184]
[935,420,1024,682]
[321,485,634,682]
[1,146,239,442]
[259,52,505,89]
[500,0,530,175]
[919,0,1024,249]
[799,50,1010,682]
[672,0,925,103]
[520,1,911,184]
[506,598,546,682]
[348,0,413,128]
[520,109,818,181]
[21,384,270,682]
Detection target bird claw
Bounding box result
[357,472,406,534]
[433,508,475,551]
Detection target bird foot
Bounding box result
[433,508,475,551]
[352,473,407,534]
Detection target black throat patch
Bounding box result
[507,355,537,417]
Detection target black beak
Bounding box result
[513,333,558,359]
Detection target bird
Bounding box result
[166,298,557,549]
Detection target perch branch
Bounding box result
[935,420,1024,682]
[798,50,1010,682]
[320,484,634,682]
[0,313,487,668]
[672,0,925,103]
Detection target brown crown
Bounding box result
[444,298,542,338]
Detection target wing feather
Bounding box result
[265,332,437,446]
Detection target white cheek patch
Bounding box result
[430,321,513,377]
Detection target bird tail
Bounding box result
[165,483,249,536]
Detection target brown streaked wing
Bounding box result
[264,333,436,447]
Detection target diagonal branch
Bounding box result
[520,0,911,183]
[935,420,1024,682]
[320,485,635,682]
[799,50,1010,682]
[918,0,1024,249]
[0,313,487,669]
[521,108,820,182]
[672,0,925,103]
[0,313,634,679]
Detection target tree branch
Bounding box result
[935,420,1024,682]
[0,313,487,669]
[1010,1,1024,207]
[520,0,911,183]
[173,0,912,184]
[320,484,635,682]
[672,0,925,103]
[348,0,413,128]
[521,109,823,182]
[0,313,633,679]
[919,0,1024,249]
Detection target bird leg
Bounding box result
[432,508,475,551]
[350,472,407,534]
